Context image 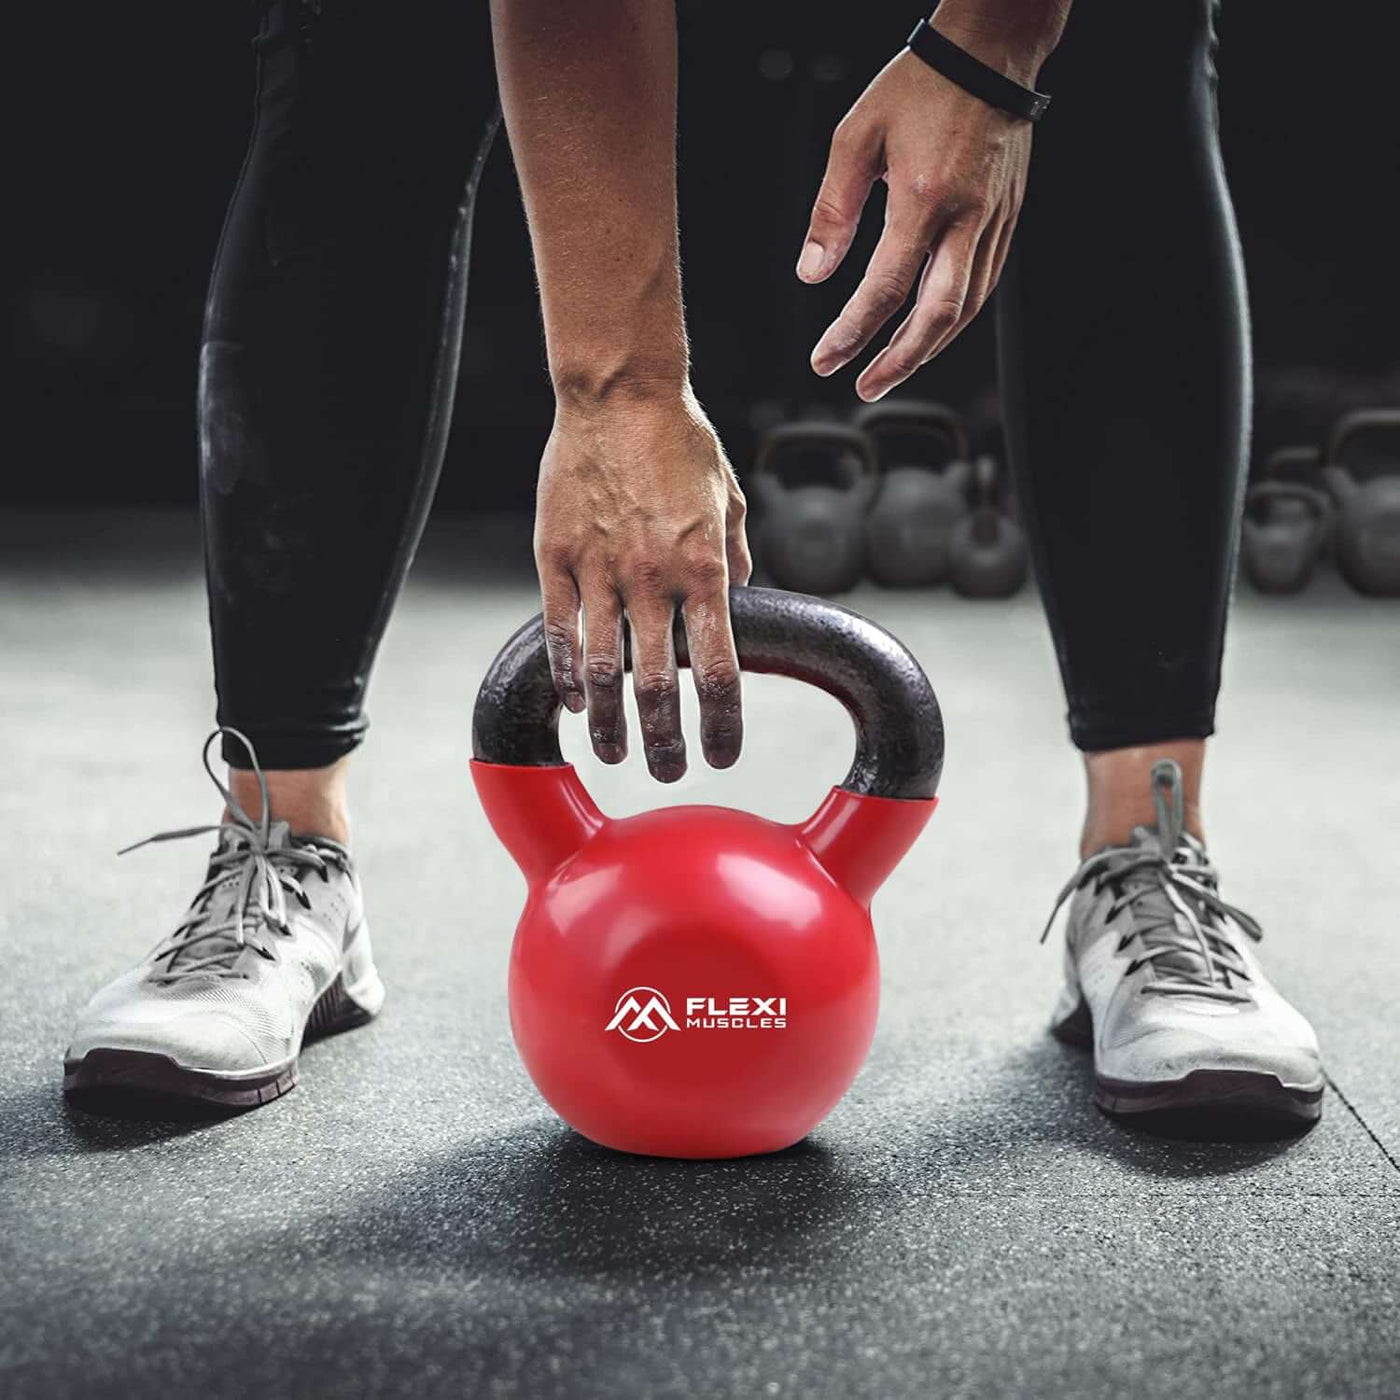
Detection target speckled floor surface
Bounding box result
[3,511,1398,1399]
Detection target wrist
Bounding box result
[928,0,1069,86]
[551,359,693,416]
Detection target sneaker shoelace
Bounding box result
[120,728,348,983]
[1039,759,1263,1003]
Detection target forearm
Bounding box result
[929,0,1072,84]
[491,0,686,406]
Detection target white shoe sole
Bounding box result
[1050,985,1324,1126]
[63,923,384,1110]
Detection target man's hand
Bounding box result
[494,0,752,780]
[535,389,751,782]
[798,4,1067,401]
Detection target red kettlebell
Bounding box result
[471,587,943,1159]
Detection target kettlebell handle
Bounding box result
[1247,480,1332,520]
[1263,445,1321,480]
[852,400,971,464]
[1326,409,1400,466]
[472,586,944,800]
[752,422,878,490]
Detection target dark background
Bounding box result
[8,1,1399,511]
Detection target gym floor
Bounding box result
[3,510,1398,1399]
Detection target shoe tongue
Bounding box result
[1128,823,1169,855]
[218,819,292,854]
[1115,826,1212,983]
[189,821,293,955]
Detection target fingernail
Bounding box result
[812,323,853,376]
[563,691,586,714]
[797,241,826,281]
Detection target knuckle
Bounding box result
[684,553,727,591]
[905,171,943,206]
[584,657,622,691]
[811,192,850,227]
[695,659,740,702]
[628,556,667,594]
[543,620,576,656]
[880,351,918,380]
[925,297,965,329]
[866,273,911,318]
[635,672,679,710]
[958,193,991,223]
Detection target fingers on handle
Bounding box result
[581,587,626,764]
[682,590,743,771]
[627,600,686,783]
[798,121,879,285]
[540,571,585,714]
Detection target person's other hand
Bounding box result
[797,19,1043,402]
[534,388,752,782]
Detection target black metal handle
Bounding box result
[1263,445,1321,480]
[1326,409,1400,465]
[852,400,971,465]
[1246,481,1332,520]
[753,422,878,490]
[472,586,944,800]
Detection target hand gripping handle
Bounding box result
[471,586,944,800]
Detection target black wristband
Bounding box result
[905,18,1051,123]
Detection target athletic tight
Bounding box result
[202,0,1247,769]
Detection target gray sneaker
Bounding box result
[64,731,384,1108]
[1043,760,1323,1124]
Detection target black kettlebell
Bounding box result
[948,456,1029,599]
[1322,409,1400,597]
[853,400,972,587]
[751,422,878,595]
[1240,446,1331,595]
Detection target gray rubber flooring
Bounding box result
[3,509,1398,1399]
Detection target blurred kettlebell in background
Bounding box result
[751,422,877,595]
[1240,446,1332,595]
[948,456,1030,599]
[853,400,972,587]
[1322,409,1400,597]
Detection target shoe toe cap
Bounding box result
[67,1006,276,1074]
[1104,1017,1323,1090]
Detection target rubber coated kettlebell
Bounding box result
[751,423,878,595]
[947,456,1029,598]
[1240,446,1332,595]
[853,400,973,587]
[471,588,943,1159]
[1322,409,1400,596]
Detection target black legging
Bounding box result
[202,0,1247,769]
[997,0,1248,751]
